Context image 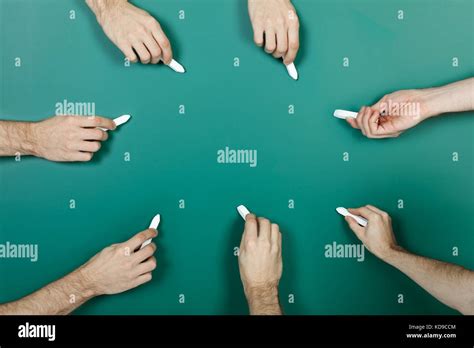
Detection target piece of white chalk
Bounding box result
[237,205,250,221]
[99,114,131,132]
[333,110,358,120]
[336,207,368,227]
[285,62,298,80]
[140,214,161,250]
[167,59,186,73]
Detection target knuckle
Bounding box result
[92,142,101,152]
[246,239,257,249]
[161,39,171,49]
[84,152,93,162]
[289,41,300,50]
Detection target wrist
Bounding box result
[244,283,281,315]
[419,86,452,119]
[13,122,37,156]
[77,265,102,298]
[379,245,405,265]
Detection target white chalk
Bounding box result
[285,62,298,80]
[167,59,186,73]
[333,110,358,120]
[237,205,250,220]
[336,207,368,227]
[140,214,160,250]
[99,114,131,131]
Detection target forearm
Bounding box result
[0,121,36,156]
[423,77,474,117]
[246,285,282,315]
[86,0,127,23]
[0,269,96,315]
[384,248,474,314]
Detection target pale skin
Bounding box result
[0,229,158,315]
[347,77,474,138]
[344,205,474,315]
[248,0,300,64]
[86,0,173,64]
[0,115,116,162]
[238,214,283,315]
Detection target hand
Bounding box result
[30,115,115,162]
[238,214,282,314]
[88,0,172,64]
[248,0,300,64]
[346,89,432,138]
[79,229,158,296]
[344,205,401,261]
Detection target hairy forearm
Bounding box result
[0,121,36,156]
[86,0,127,22]
[423,77,474,117]
[384,249,474,314]
[246,285,282,315]
[0,269,96,315]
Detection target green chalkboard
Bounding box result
[0,0,473,314]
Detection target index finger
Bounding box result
[348,206,378,220]
[242,213,258,245]
[81,116,116,130]
[284,26,299,65]
[152,25,173,65]
[125,229,158,250]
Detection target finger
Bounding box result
[253,26,264,47]
[80,128,108,141]
[117,42,138,63]
[348,206,377,220]
[362,108,373,137]
[134,256,157,275]
[344,216,365,240]
[125,228,158,250]
[365,205,388,216]
[77,141,101,153]
[80,116,116,130]
[73,152,93,162]
[273,30,288,59]
[243,214,258,244]
[131,273,153,288]
[264,30,276,54]
[258,217,271,242]
[133,242,157,263]
[151,26,173,64]
[346,118,359,129]
[132,41,151,64]
[144,36,162,64]
[284,26,299,64]
[355,107,366,134]
[372,95,388,114]
[271,223,281,250]
[368,110,382,137]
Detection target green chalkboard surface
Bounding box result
[0,0,473,314]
